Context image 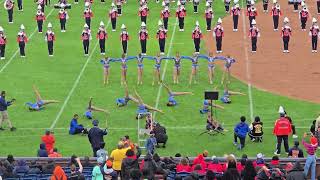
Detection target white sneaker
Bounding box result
[160,52,165,55]
[0,57,5,60]
[274,151,280,156]
[112,29,116,32]
[315,50,318,53]
[38,31,43,34]
[219,51,223,53]
[287,50,290,53]
[21,56,25,58]
[216,51,220,53]
[207,29,211,32]
[293,134,298,138]
[252,51,256,53]
[283,50,286,53]
[9,22,13,24]
[101,53,105,55]
[49,55,53,57]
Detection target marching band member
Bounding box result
[17,0,23,11]
[109,3,118,32]
[231,1,240,32]
[45,23,55,57]
[156,20,167,55]
[120,24,129,54]
[193,0,200,13]
[116,0,123,16]
[205,2,213,31]
[58,8,69,32]
[17,24,28,58]
[83,6,93,29]
[4,0,14,23]
[248,19,260,53]
[138,3,149,24]
[192,21,203,54]
[176,1,187,31]
[0,27,7,60]
[36,0,45,12]
[81,24,91,56]
[213,18,224,53]
[35,5,46,33]
[262,0,268,13]
[309,18,320,53]
[224,0,231,13]
[270,0,281,31]
[161,5,170,30]
[299,5,309,31]
[97,21,107,55]
[317,0,320,14]
[281,17,292,53]
[247,2,258,28]
[139,22,148,55]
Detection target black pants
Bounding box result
[249,16,255,28]
[293,2,298,11]
[251,37,257,51]
[0,45,5,58]
[37,20,43,32]
[85,18,91,29]
[225,5,230,12]
[301,17,307,29]
[163,18,168,30]
[19,42,25,56]
[276,135,289,154]
[273,16,279,29]
[291,124,296,135]
[216,37,222,51]
[122,41,127,54]
[41,4,45,12]
[318,1,320,13]
[7,9,13,23]
[246,4,250,9]
[234,133,246,149]
[99,39,105,54]
[45,0,50,5]
[178,17,184,29]
[17,0,23,10]
[263,3,268,11]
[140,40,147,54]
[283,36,290,50]
[75,0,79,2]
[47,41,53,55]
[83,40,89,55]
[194,38,200,52]
[117,5,122,15]
[233,15,239,29]
[92,147,100,157]
[111,18,116,30]
[159,39,165,53]
[60,19,66,30]
[141,16,147,24]
[206,18,212,30]
[193,5,198,13]
[312,36,318,50]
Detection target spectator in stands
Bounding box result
[206,170,215,180]
[6,155,15,168]
[207,156,225,174]
[0,161,5,177]
[152,153,169,178]
[223,156,241,180]
[42,160,55,174]
[49,148,62,158]
[248,116,263,142]
[302,132,318,180]
[50,165,67,180]
[37,143,48,157]
[13,159,29,174]
[68,157,83,180]
[27,160,41,174]
[1,160,18,179]
[109,142,130,176]
[140,153,158,180]
[82,156,94,167]
[273,106,292,155]
[241,160,256,180]
[253,153,265,168]
[310,120,316,135]
[192,164,206,176]
[69,114,87,135]
[192,153,207,173]
[269,156,280,168]
[96,142,107,163]
[41,130,55,154]
[288,141,304,158]
[121,145,141,179]
[237,155,247,172]
[234,116,250,150]
[88,119,108,157]
[176,157,192,173]
[92,157,104,180]
[286,161,306,180]
[145,132,157,155]
[123,135,134,149]
[153,122,168,148]
[130,168,142,180]
[103,160,118,180]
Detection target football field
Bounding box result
[0,0,319,157]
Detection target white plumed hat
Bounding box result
[84,23,89,28]
[217,18,222,24]
[0,26,3,32]
[100,21,105,26]
[158,20,163,26]
[141,22,146,27]
[177,1,181,6]
[312,17,317,23]
[121,24,126,29]
[283,17,289,23]
[251,19,256,25]
[47,22,52,28]
[20,24,25,30]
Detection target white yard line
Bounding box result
[153,17,178,118]
[241,0,254,121]
[0,8,55,73]
[50,21,111,129]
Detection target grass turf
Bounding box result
[0,0,319,158]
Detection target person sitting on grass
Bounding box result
[288,141,304,158]
[96,142,108,163]
[26,85,59,111]
[161,81,193,106]
[37,143,48,157]
[48,148,62,158]
[248,116,263,142]
[85,97,109,119]
[206,112,225,132]
[69,114,87,135]
[233,116,250,150]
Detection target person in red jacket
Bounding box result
[161,5,170,30]
[97,21,107,55]
[192,21,203,54]
[138,3,149,24]
[176,1,186,31]
[109,3,118,32]
[17,24,28,58]
[248,19,260,53]
[192,154,207,172]
[273,106,292,155]
[207,156,225,174]
[0,27,7,60]
[247,5,258,28]
[35,5,46,33]
[176,157,192,173]
[120,24,129,54]
[41,130,55,154]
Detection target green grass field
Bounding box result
[0,0,319,158]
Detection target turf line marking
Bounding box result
[241,0,254,121]
[0,8,55,74]
[153,17,178,118]
[50,21,111,130]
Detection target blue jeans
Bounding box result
[304,154,316,180]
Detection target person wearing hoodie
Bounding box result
[288,141,304,158]
[302,133,318,180]
[241,160,256,180]
[13,159,29,174]
[269,155,280,169]
[286,161,306,180]
[140,153,158,179]
[253,153,265,168]
[42,160,55,174]
[121,145,141,179]
[37,143,48,157]
[234,116,250,150]
[92,157,104,180]
[222,160,241,180]
[41,130,55,154]
[192,153,207,173]
[153,153,169,178]
[50,165,67,180]
[103,160,118,180]
[207,156,225,174]
[27,160,41,174]
[176,157,192,173]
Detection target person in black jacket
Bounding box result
[141,153,158,179]
[153,123,168,148]
[37,143,48,157]
[121,146,141,179]
[88,119,108,157]
[0,91,16,131]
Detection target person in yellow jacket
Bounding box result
[109,142,130,176]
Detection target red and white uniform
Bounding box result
[4,0,14,10]
[213,25,224,37]
[248,26,260,37]
[156,29,167,39]
[139,30,149,41]
[97,28,107,40]
[83,9,93,18]
[58,11,68,20]
[192,28,203,39]
[0,34,7,45]
[81,30,91,41]
[36,11,46,21]
[109,9,118,19]
[45,31,55,42]
[120,31,129,42]
[17,32,28,43]
[270,6,281,16]
[176,7,186,18]
[139,6,149,17]
[231,6,241,16]
[205,7,213,19]
[161,8,170,18]
[281,26,292,37]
